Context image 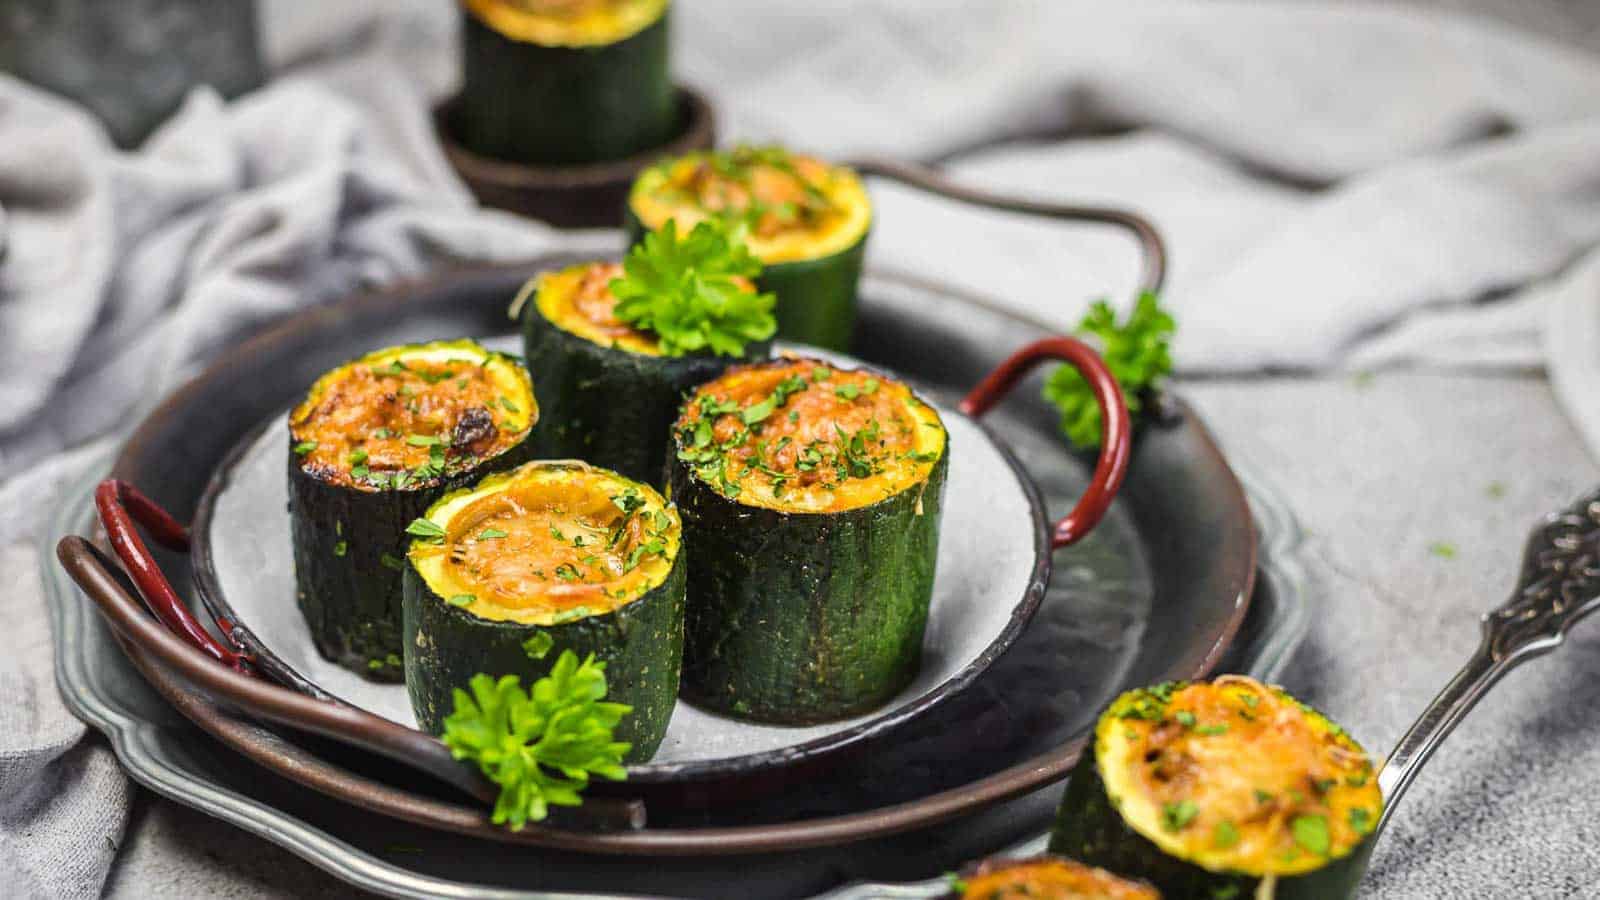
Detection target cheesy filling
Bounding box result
[630,147,872,264]
[464,0,668,47]
[409,462,679,625]
[534,262,664,356]
[673,358,945,513]
[290,341,535,492]
[959,857,1159,900]
[1097,678,1383,879]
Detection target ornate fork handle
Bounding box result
[1377,490,1600,831]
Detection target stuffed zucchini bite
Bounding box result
[519,220,774,484]
[288,340,537,680]
[626,146,872,350]
[404,461,685,760]
[1050,678,1384,900]
[666,357,948,723]
[454,0,675,165]
[945,856,1160,900]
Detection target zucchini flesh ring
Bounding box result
[403,461,685,760]
[288,341,537,680]
[668,360,948,723]
[522,263,769,484]
[454,1,674,165]
[1049,680,1384,900]
[625,150,872,351]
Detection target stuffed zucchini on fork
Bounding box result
[287,340,537,680]
[626,146,872,350]
[1050,677,1384,899]
[519,218,775,484]
[404,460,685,760]
[667,357,948,723]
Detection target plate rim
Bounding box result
[188,395,1053,784]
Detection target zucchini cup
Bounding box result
[945,855,1159,900]
[287,340,537,681]
[666,357,948,723]
[626,147,872,351]
[404,461,686,761]
[520,261,770,484]
[454,0,675,165]
[1050,677,1384,900]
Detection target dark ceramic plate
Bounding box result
[189,343,1057,785]
[56,262,1256,857]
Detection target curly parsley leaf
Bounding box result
[440,650,631,830]
[1042,291,1175,449]
[610,218,777,358]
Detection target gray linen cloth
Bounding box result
[5,1,1600,896]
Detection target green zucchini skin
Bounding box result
[403,547,686,762]
[521,305,768,486]
[288,438,538,681]
[624,209,869,351]
[453,8,673,166]
[1048,728,1377,900]
[666,449,948,723]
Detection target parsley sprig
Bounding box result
[1043,291,1175,449]
[440,651,630,830]
[610,219,777,357]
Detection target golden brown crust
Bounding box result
[954,855,1160,900]
[290,347,530,492]
[673,357,944,512]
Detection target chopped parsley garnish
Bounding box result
[447,594,475,608]
[522,632,554,660]
[477,528,508,540]
[1349,807,1373,835]
[406,518,447,543]
[1291,814,1331,856]
[1161,800,1199,832]
[293,440,318,456]
[1212,820,1240,849]
[611,489,646,516]
[553,563,581,582]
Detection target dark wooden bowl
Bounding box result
[435,85,716,228]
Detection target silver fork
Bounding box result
[1376,487,1600,829]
